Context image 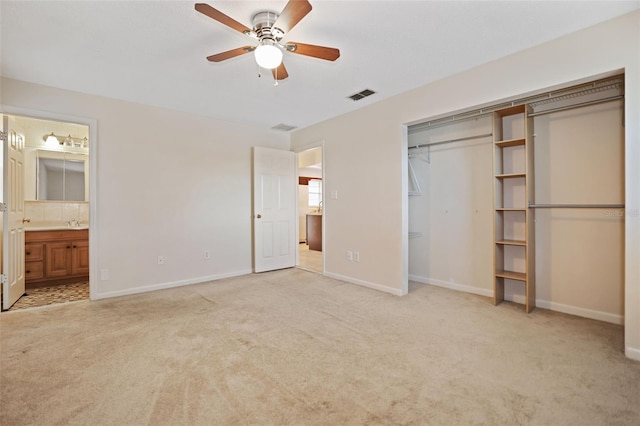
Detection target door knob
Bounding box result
[256,214,262,219]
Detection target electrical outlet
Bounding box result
[354,251,360,262]
[100,269,110,281]
[157,255,165,265]
[347,250,353,261]
[203,250,211,260]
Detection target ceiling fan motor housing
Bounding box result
[251,11,284,42]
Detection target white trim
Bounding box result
[401,125,409,296]
[538,300,624,325]
[93,269,252,300]
[625,346,640,362]
[411,275,624,325]
[409,275,493,297]
[325,271,405,296]
[0,104,99,301]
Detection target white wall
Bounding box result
[291,11,640,359]
[1,77,289,298]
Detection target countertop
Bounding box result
[26,225,89,231]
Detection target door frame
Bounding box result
[293,140,325,274]
[0,105,98,300]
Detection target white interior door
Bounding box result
[2,115,26,310]
[253,146,296,273]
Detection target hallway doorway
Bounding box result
[297,146,323,274]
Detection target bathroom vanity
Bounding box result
[306,214,322,251]
[25,228,89,288]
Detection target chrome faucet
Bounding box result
[318,201,323,213]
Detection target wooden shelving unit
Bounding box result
[492,104,535,313]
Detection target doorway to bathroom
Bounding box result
[1,113,92,311]
[297,146,323,274]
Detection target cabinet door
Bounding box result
[45,242,72,278]
[71,240,89,276]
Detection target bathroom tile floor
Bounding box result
[298,243,322,274]
[7,282,89,311]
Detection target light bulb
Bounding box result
[254,42,283,69]
[44,132,60,145]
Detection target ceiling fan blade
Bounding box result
[285,42,340,61]
[207,46,255,62]
[195,3,252,35]
[273,0,312,34]
[272,62,289,81]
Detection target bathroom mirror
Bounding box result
[36,150,88,201]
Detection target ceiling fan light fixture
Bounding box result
[254,41,283,69]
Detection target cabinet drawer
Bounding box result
[25,261,44,280]
[25,243,44,261]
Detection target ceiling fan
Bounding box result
[195,0,340,81]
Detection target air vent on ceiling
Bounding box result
[271,123,298,132]
[347,88,376,101]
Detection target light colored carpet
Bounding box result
[1,269,638,425]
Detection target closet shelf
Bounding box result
[495,270,526,281]
[495,138,526,147]
[495,173,526,179]
[496,239,526,246]
[493,103,535,313]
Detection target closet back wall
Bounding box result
[408,117,493,293]
[408,100,624,323]
[529,100,624,321]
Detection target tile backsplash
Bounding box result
[24,201,89,227]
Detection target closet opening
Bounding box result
[407,73,625,325]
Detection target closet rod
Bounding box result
[528,203,625,209]
[528,95,623,117]
[409,132,492,150]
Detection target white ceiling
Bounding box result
[2,1,638,131]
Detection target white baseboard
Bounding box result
[409,275,493,298]
[93,269,253,300]
[506,294,624,325]
[625,346,640,362]
[409,275,624,325]
[325,272,405,296]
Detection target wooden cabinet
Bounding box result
[25,229,89,288]
[492,105,535,313]
[306,214,322,251]
[25,243,45,281]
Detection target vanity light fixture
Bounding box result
[43,132,61,145]
[42,132,89,148]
